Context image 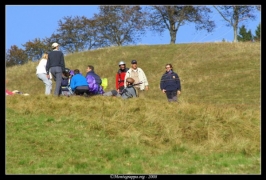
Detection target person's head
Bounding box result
[42,53,48,59]
[74,69,80,75]
[87,65,94,72]
[165,63,173,72]
[51,42,59,50]
[126,77,135,86]
[63,68,71,77]
[118,61,126,70]
[131,60,138,70]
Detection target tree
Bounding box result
[213,5,257,42]
[49,16,99,53]
[22,38,50,61]
[237,25,253,42]
[145,5,215,44]
[6,45,28,67]
[253,23,260,42]
[92,5,148,46]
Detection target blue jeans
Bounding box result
[37,73,52,95]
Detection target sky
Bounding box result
[5,5,261,50]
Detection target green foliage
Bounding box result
[22,38,51,61]
[146,5,215,44]
[94,6,147,46]
[237,25,253,42]
[51,16,99,53]
[253,23,260,42]
[213,5,257,42]
[6,45,28,67]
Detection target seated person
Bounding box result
[61,68,72,96]
[6,79,29,96]
[70,69,89,95]
[6,89,14,95]
[103,77,137,99]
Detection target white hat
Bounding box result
[118,61,126,66]
[52,42,59,48]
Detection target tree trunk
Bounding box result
[170,29,177,44]
[233,25,238,43]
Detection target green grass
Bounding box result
[6,42,260,174]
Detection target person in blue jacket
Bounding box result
[70,69,89,95]
[160,63,181,102]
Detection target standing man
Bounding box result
[124,60,148,97]
[46,42,65,96]
[116,61,129,93]
[160,63,181,102]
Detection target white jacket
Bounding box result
[124,67,148,90]
[36,59,52,79]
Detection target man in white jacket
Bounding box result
[124,60,149,97]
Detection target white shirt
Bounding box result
[36,59,52,79]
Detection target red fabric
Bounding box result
[116,71,127,90]
[6,89,14,95]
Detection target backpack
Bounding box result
[61,77,73,95]
[86,75,104,94]
[101,78,108,90]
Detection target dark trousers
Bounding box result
[50,66,62,96]
[166,91,177,102]
[74,86,89,95]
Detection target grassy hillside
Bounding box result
[6,42,261,174]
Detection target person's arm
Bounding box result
[60,52,65,72]
[115,73,119,90]
[160,74,166,93]
[174,73,181,95]
[46,57,50,75]
[141,70,149,90]
[70,76,75,90]
[46,57,51,79]
[175,73,181,92]
[124,71,129,88]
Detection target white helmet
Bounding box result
[118,61,126,66]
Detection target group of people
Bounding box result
[36,42,182,102]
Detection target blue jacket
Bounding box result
[160,70,181,91]
[70,74,88,91]
[85,71,102,85]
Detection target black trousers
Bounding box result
[165,91,177,102]
[74,86,89,95]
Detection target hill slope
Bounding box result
[6,42,261,174]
